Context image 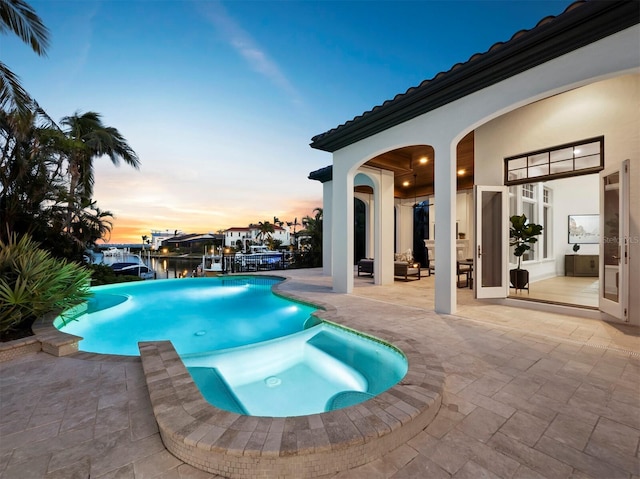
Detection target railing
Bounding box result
[223,253,288,273]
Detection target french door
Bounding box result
[475,186,509,299]
[599,160,630,321]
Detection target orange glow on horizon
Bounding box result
[100,201,323,244]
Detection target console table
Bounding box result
[565,254,599,277]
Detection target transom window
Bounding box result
[505,137,604,185]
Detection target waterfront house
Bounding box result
[309,1,639,324]
[224,225,291,251]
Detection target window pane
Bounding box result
[576,154,601,170]
[550,159,574,174]
[528,164,549,178]
[508,168,527,181]
[509,157,527,170]
[528,153,548,166]
[505,137,603,186]
[522,184,535,199]
[522,202,536,261]
[523,201,535,223]
[543,206,549,258]
[575,141,600,157]
[550,147,573,162]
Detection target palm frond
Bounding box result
[0,61,32,113]
[0,0,50,55]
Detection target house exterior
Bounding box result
[309,1,639,324]
[150,229,183,250]
[161,233,223,253]
[224,225,290,250]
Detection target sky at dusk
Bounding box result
[3,0,574,243]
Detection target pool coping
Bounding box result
[19,274,445,478]
[137,277,445,478]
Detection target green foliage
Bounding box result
[298,208,323,268]
[0,0,50,112]
[509,214,543,269]
[0,233,92,338]
[256,220,275,246]
[267,238,282,251]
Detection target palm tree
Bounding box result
[286,217,301,250]
[299,208,323,267]
[0,108,65,246]
[0,0,49,112]
[68,199,114,248]
[256,220,275,247]
[60,111,139,231]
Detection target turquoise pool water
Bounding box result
[56,276,407,416]
[184,324,407,417]
[56,276,317,356]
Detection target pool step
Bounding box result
[187,367,247,415]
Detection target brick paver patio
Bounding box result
[1,269,638,478]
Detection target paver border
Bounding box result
[139,330,443,478]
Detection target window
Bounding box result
[509,183,553,264]
[505,137,603,185]
[543,187,552,259]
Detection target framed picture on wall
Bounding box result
[568,214,600,244]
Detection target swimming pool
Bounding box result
[56,276,407,416]
[56,276,318,356]
[184,323,407,417]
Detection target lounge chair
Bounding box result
[394,261,421,281]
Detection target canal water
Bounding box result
[93,251,202,279]
[149,256,203,279]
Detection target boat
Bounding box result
[111,261,155,280]
[103,246,129,257]
[234,246,285,271]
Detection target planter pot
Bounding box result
[510,268,529,291]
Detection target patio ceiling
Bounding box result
[357,131,475,199]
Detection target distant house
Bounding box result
[309,1,639,324]
[150,229,183,250]
[161,233,223,253]
[224,225,290,251]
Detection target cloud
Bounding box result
[198,0,303,106]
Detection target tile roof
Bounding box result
[310,0,639,153]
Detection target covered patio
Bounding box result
[309,0,639,324]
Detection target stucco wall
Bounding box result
[474,73,639,323]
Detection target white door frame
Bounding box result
[599,159,630,321]
[475,186,509,299]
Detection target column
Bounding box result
[433,139,457,315]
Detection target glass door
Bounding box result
[475,186,509,299]
[599,160,629,321]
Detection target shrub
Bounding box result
[0,234,93,340]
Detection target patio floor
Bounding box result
[1,268,638,478]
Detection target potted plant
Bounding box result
[509,214,543,291]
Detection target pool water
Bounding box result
[57,276,317,356]
[56,276,407,416]
[184,324,407,417]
